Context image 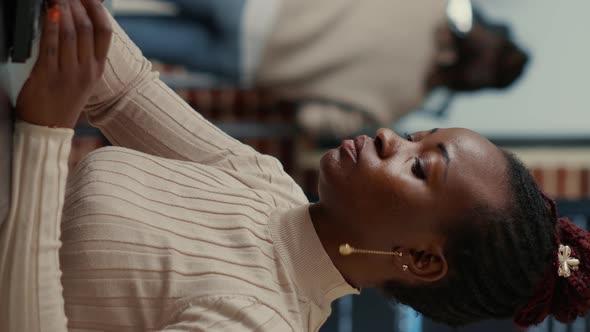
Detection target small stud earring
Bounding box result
[402,265,408,271]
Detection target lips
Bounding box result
[339,136,370,164]
[354,135,369,159]
[341,139,357,162]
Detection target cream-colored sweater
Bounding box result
[257,0,447,130]
[0,14,357,332]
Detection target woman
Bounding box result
[1,1,588,331]
[116,0,529,137]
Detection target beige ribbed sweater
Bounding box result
[257,0,447,127]
[0,14,358,332]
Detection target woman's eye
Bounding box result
[411,158,427,180]
[404,133,414,142]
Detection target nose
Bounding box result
[375,128,403,159]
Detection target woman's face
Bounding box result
[317,128,509,255]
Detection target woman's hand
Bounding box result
[16,0,112,129]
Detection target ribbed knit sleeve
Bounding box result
[160,296,292,331]
[0,121,73,332]
[83,13,285,179]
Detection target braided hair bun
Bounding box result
[514,198,590,327]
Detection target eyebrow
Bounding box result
[427,128,450,181]
[437,143,450,165]
[437,143,450,180]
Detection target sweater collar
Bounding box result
[268,204,359,309]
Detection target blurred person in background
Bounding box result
[3,2,589,332]
[116,0,529,137]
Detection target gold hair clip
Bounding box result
[557,244,580,278]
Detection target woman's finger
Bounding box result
[57,0,78,69]
[81,0,112,64]
[36,5,61,72]
[69,0,94,65]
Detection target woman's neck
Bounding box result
[308,202,365,288]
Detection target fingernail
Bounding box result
[49,6,60,22]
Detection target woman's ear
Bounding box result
[403,246,448,285]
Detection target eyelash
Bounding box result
[412,158,427,180]
[404,133,427,180]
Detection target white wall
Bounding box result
[396,0,590,138]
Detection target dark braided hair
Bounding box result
[382,150,590,327]
[514,202,590,326]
